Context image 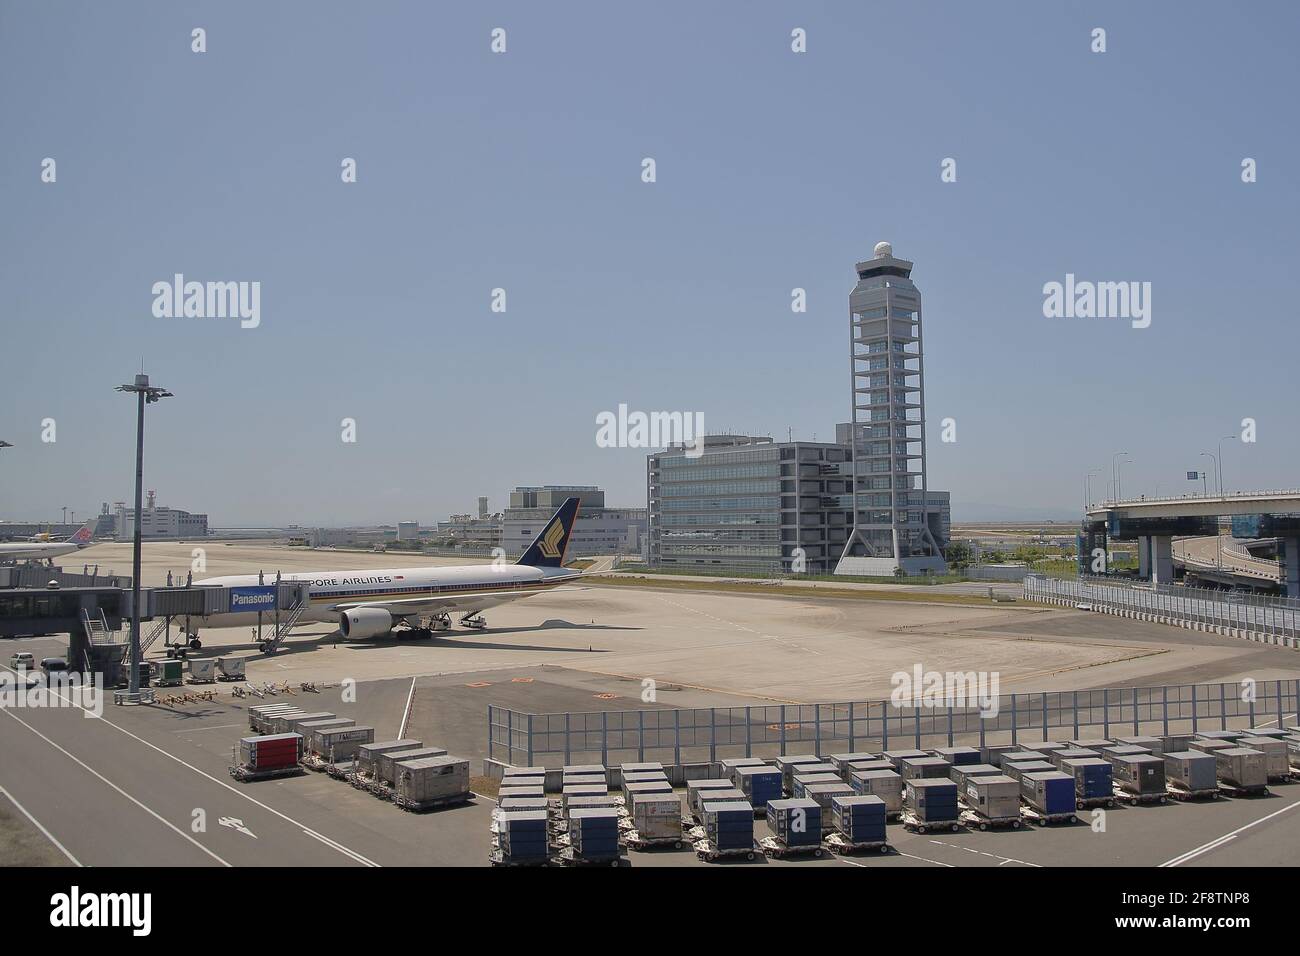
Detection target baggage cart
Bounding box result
[692,837,756,862]
[759,834,825,859]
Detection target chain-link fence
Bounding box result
[488,678,1299,768]
[1025,574,1300,646]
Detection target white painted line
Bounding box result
[0,707,230,867]
[895,850,955,867]
[1,664,379,867]
[1159,797,1300,867]
[398,676,417,740]
[0,782,82,867]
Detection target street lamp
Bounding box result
[1111,452,1130,503]
[1200,452,1217,497]
[1083,468,1102,511]
[115,373,173,702]
[1217,435,1235,496]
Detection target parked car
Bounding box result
[8,651,35,670]
[39,657,69,676]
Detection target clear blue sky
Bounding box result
[2,1,1297,525]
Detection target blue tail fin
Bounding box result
[516,497,581,568]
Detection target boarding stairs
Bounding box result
[259,599,308,655]
[81,608,124,645]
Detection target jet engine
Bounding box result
[339,607,393,639]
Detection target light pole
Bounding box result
[1217,435,1234,495]
[1200,452,1217,498]
[1084,468,1101,511]
[1111,452,1130,503]
[115,373,173,702]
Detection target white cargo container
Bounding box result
[187,658,216,683]
[394,756,471,809]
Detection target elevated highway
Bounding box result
[1083,490,1300,596]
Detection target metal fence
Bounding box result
[1025,574,1300,646]
[488,678,1299,768]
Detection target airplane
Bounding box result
[187,497,586,648]
[0,520,97,563]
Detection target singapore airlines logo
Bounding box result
[539,519,566,559]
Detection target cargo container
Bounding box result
[1160,734,1194,754]
[734,766,782,811]
[379,747,448,786]
[1115,735,1163,755]
[1196,730,1244,742]
[248,704,300,733]
[1101,744,1152,764]
[297,719,355,744]
[792,773,844,798]
[979,744,1018,767]
[568,807,621,862]
[775,754,822,792]
[828,752,878,773]
[1061,758,1113,804]
[1214,747,1267,792]
[624,780,672,803]
[562,763,606,777]
[1111,753,1167,802]
[841,759,894,781]
[1020,771,1077,822]
[216,656,245,680]
[394,755,471,810]
[156,659,183,687]
[903,779,959,830]
[497,810,549,863]
[702,801,755,854]
[562,784,609,809]
[786,762,839,782]
[931,746,980,766]
[1244,727,1291,740]
[231,733,304,781]
[849,769,904,813]
[502,765,548,782]
[719,757,767,784]
[563,774,607,788]
[310,725,375,762]
[618,761,664,781]
[498,785,546,801]
[1189,738,1235,756]
[355,740,422,779]
[962,774,1022,828]
[498,796,549,813]
[1000,750,1048,766]
[1287,737,1300,772]
[949,763,1002,786]
[276,711,337,735]
[687,778,740,815]
[801,782,854,815]
[1016,740,1067,755]
[900,756,952,781]
[1049,747,1098,770]
[565,794,619,815]
[629,792,683,846]
[1163,751,1217,795]
[621,770,669,794]
[1067,738,1113,751]
[830,795,888,846]
[261,709,306,734]
[697,789,747,817]
[766,797,823,849]
[883,749,928,769]
[1236,737,1289,780]
[1002,760,1056,784]
[188,658,216,683]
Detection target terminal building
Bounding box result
[116,491,209,540]
[500,486,645,557]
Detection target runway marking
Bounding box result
[1,665,379,867]
[0,782,82,867]
[0,706,231,867]
[1159,797,1300,867]
[895,850,955,867]
[398,676,417,740]
[927,839,1041,867]
[174,722,245,733]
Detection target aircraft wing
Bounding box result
[329,587,586,618]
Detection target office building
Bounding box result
[501,485,645,557]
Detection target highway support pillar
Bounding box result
[1151,535,1175,585]
[1284,536,1300,599]
[1138,535,1151,579]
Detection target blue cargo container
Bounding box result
[905,779,959,824]
[766,798,822,847]
[831,795,887,843]
[932,746,981,766]
[1020,771,1076,815]
[704,801,755,851]
[734,766,783,811]
[569,807,620,858]
[499,810,549,861]
[1061,758,1112,799]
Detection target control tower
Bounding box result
[835,242,948,576]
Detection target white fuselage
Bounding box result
[192,562,580,629]
[0,541,89,561]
